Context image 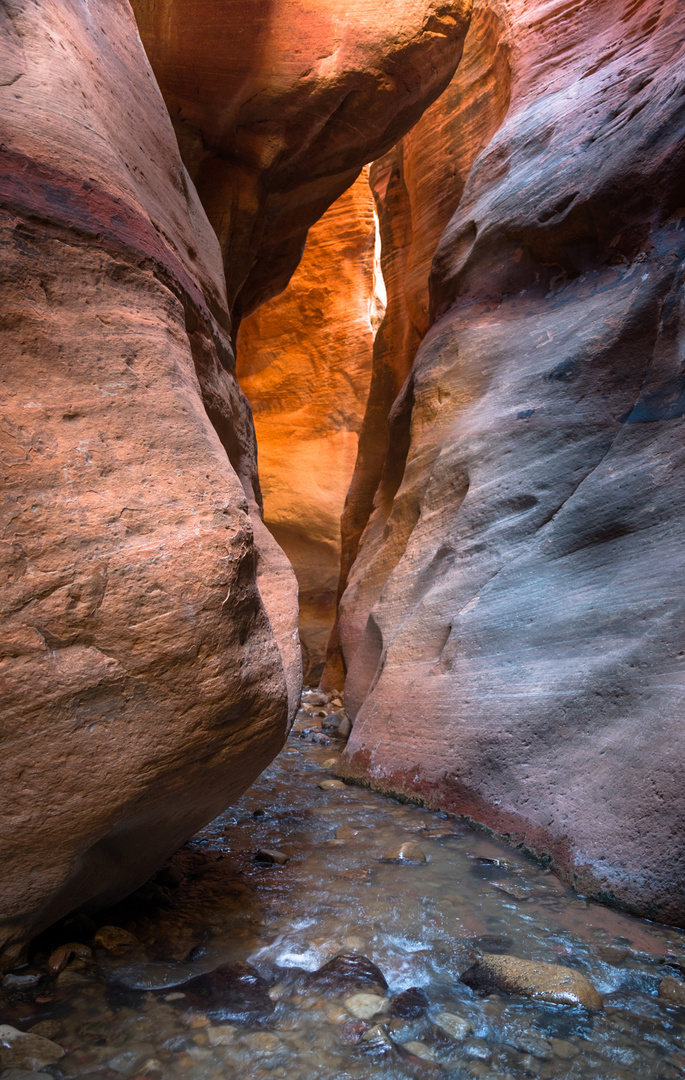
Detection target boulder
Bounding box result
[461,954,602,1010]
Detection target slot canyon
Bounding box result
[1,1,685,1077]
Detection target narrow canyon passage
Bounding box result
[2,0,685,1075]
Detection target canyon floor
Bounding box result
[1,691,684,1080]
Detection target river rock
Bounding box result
[384,842,426,864]
[206,1024,238,1047]
[336,717,353,739]
[344,992,389,1020]
[25,1023,62,1042]
[172,962,274,1024]
[47,943,93,974]
[432,1011,473,1041]
[0,1027,65,1071]
[254,849,289,866]
[92,927,140,955]
[402,1040,436,1061]
[461,955,603,1010]
[305,953,388,995]
[361,1024,395,1055]
[318,780,348,791]
[1,975,40,990]
[491,882,531,901]
[389,987,429,1020]
[659,976,685,1007]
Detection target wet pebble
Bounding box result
[344,992,389,1020]
[317,779,347,791]
[304,953,388,995]
[509,1031,553,1058]
[254,849,289,865]
[403,1040,436,1061]
[0,1027,65,1071]
[1,975,40,991]
[205,1024,237,1046]
[432,1011,473,1041]
[384,841,426,864]
[659,976,685,1006]
[463,1037,492,1060]
[92,926,140,954]
[461,953,603,1010]
[25,1022,62,1042]
[47,942,92,973]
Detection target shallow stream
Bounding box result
[2,691,685,1080]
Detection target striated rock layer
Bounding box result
[238,173,376,684]
[0,0,474,964]
[337,0,685,924]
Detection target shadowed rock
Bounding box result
[304,953,388,995]
[170,962,274,1024]
[389,986,429,1019]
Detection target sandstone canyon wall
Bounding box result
[337,0,685,925]
[0,0,473,965]
[237,173,377,684]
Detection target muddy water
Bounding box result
[3,692,685,1080]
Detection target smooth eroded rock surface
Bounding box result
[337,0,685,923]
[0,0,294,966]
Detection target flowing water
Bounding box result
[3,691,685,1080]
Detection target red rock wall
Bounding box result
[237,173,376,684]
[337,0,685,924]
[0,0,473,965]
[0,0,296,966]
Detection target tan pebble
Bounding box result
[322,757,339,768]
[27,1020,63,1040]
[550,1037,580,1059]
[181,1011,210,1029]
[342,935,366,951]
[344,992,389,1020]
[193,1032,208,1047]
[659,975,685,1006]
[318,779,347,790]
[403,1040,436,1061]
[433,1011,474,1041]
[206,1024,237,1046]
[335,825,357,839]
[0,1026,66,1070]
[384,841,426,863]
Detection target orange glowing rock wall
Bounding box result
[238,172,377,683]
